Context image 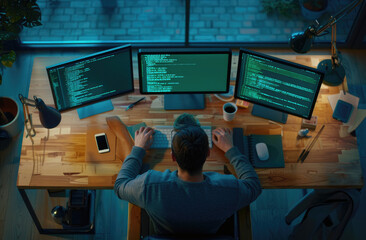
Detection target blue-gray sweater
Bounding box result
[114,146,262,235]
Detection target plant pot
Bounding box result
[0,97,23,138]
[300,0,328,20]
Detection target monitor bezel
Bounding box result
[46,44,134,113]
[138,48,232,94]
[234,48,324,120]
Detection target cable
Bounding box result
[213,94,234,102]
[268,120,284,137]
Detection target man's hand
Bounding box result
[212,128,234,153]
[134,127,154,150]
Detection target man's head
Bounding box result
[173,113,200,130]
[171,126,209,176]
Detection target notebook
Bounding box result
[332,99,354,123]
[233,128,284,168]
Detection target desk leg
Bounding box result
[18,188,45,234]
[18,188,95,234]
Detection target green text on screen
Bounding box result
[237,53,322,118]
[140,54,229,93]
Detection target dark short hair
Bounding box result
[171,126,209,175]
[173,113,200,130]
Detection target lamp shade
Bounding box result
[289,27,316,54]
[35,98,61,129]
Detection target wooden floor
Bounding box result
[0,49,365,240]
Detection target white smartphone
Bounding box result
[95,133,110,153]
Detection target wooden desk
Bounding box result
[17,54,363,191]
[16,53,363,234]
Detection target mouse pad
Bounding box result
[243,135,285,168]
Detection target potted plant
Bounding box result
[300,0,328,20]
[0,0,42,85]
[261,0,301,18]
[0,96,23,138]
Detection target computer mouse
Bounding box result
[255,142,269,161]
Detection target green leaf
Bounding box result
[1,50,16,67]
[22,2,42,28]
[261,0,300,18]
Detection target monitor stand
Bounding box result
[164,94,205,110]
[251,104,288,124]
[77,100,114,119]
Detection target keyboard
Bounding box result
[150,125,213,149]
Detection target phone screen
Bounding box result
[96,135,108,150]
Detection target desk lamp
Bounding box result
[289,0,363,86]
[19,94,61,140]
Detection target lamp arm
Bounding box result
[18,94,36,140]
[315,0,363,36]
[18,94,37,107]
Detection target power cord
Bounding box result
[213,94,234,102]
[213,85,235,102]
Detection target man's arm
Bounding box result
[114,146,147,205]
[114,127,154,207]
[225,146,262,203]
[213,128,262,206]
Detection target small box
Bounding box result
[301,116,318,130]
[235,99,250,108]
[333,100,353,123]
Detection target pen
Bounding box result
[298,125,325,163]
[125,97,145,111]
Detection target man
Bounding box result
[114,115,262,235]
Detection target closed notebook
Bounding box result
[242,135,285,168]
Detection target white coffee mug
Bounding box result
[223,102,238,121]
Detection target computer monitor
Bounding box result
[46,44,134,119]
[235,49,324,123]
[138,48,231,110]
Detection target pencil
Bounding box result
[297,125,325,163]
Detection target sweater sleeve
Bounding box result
[225,147,262,208]
[114,146,148,208]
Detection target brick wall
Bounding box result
[20,0,359,43]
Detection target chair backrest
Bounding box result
[142,236,236,240]
[286,189,360,240]
[140,208,238,240]
[127,203,253,240]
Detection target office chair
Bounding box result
[127,203,252,240]
[126,164,253,240]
